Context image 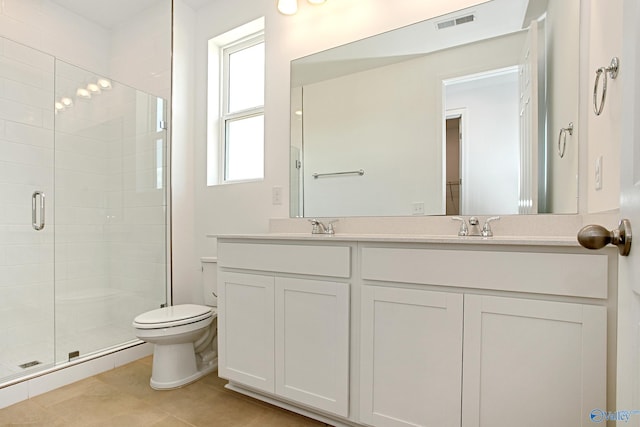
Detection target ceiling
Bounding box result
[49,0,176,29]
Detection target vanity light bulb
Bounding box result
[55,102,65,111]
[277,0,297,15]
[61,97,73,107]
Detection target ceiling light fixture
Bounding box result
[278,0,326,15]
[277,0,297,15]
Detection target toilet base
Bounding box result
[149,342,218,390]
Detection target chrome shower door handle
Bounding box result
[32,191,45,231]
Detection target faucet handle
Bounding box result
[452,216,468,236]
[481,216,501,237]
[326,219,338,234]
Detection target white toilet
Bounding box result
[133,259,218,390]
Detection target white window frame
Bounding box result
[206,17,265,187]
[220,33,265,183]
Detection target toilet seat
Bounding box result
[133,304,215,329]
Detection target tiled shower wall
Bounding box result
[0,1,110,79]
[107,90,167,333]
[0,0,171,100]
[54,60,117,356]
[54,61,167,358]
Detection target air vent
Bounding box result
[437,13,475,30]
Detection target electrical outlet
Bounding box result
[412,202,425,215]
[272,186,283,205]
[595,156,603,190]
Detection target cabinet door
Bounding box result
[275,277,350,417]
[360,285,464,427]
[218,272,275,393]
[462,295,607,427]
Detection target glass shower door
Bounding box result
[0,37,56,381]
[54,60,168,363]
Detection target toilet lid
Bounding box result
[133,304,214,329]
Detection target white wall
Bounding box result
[545,0,580,213]
[109,3,172,100]
[171,0,199,304]
[586,0,623,213]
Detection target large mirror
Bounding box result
[290,0,580,217]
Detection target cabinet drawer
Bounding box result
[361,247,608,298]
[219,242,351,278]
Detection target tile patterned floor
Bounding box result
[0,357,331,426]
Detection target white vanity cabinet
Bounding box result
[359,244,610,427]
[461,294,606,427]
[218,271,275,393]
[360,285,464,427]
[216,236,614,427]
[217,241,351,418]
[275,276,350,416]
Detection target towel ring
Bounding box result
[557,122,574,158]
[593,57,619,116]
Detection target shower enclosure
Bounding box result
[0,35,168,384]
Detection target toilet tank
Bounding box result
[201,257,218,307]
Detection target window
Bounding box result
[207,18,265,185]
[222,35,264,181]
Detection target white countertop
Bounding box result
[208,213,623,249]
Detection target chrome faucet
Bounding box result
[452,216,499,237]
[468,216,480,236]
[309,219,338,234]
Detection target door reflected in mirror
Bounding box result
[290,0,581,218]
